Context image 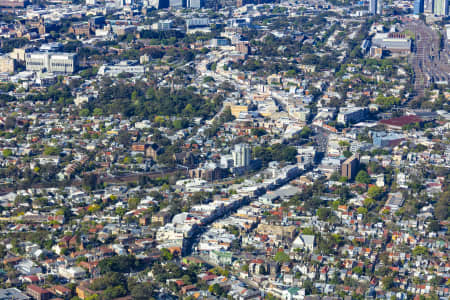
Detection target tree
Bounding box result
[128,198,140,210]
[427,220,440,232]
[435,191,449,221]
[317,207,332,221]
[303,279,314,295]
[4,116,16,129]
[2,149,12,157]
[98,256,138,274]
[412,246,428,256]
[82,173,99,192]
[382,276,394,290]
[251,128,267,137]
[131,283,153,300]
[357,207,368,215]
[160,248,173,261]
[208,283,224,296]
[117,130,131,147]
[274,250,290,263]
[355,170,371,184]
[367,186,383,200]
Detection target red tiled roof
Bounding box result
[27,284,50,294]
[379,115,422,127]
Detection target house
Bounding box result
[209,250,233,265]
[145,143,163,160]
[50,285,72,298]
[291,234,315,252]
[16,259,42,275]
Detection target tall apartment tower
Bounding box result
[341,155,359,180]
[232,144,251,168]
[369,0,377,14]
[414,0,424,13]
[433,0,449,15]
[369,0,382,14]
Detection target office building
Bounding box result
[341,155,359,180]
[152,20,173,30]
[169,0,185,7]
[25,52,78,74]
[433,0,448,15]
[232,144,251,168]
[414,0,424,13]
[187,0,202,7]
[337,107,369,125]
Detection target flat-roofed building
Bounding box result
[25,52,78,74]
[0,55,16,73]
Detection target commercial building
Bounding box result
[25,52,78,74]
[341,155,359,180]
[337,107,368,125]
[0,55,16,73]
[433,0,449,15]
[372,132,405,147]
[232,144,251,168]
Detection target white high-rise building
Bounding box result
[232,144,251,168]
[433,0,449,15]
[187,0,202,8]
[369,0,382,14]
